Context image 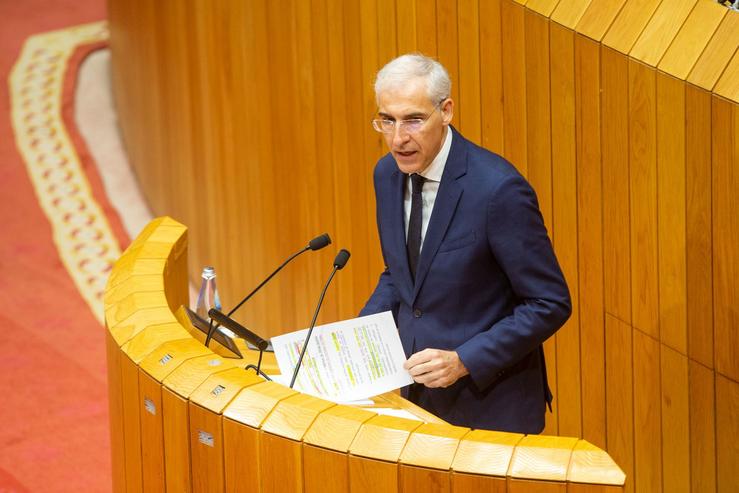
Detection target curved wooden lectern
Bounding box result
[105,217,625,492]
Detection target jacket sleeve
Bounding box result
[359,267,401,320]
[455,173,571,391]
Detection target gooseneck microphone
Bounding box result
[289,249,350,389]
[204,233,331,347]
[208,308,271,378]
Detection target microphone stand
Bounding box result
[290,249,350,389]
[204,234,330,347]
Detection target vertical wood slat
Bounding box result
[632,330,662,493]
[479,0,504,155]
[656,72,687,354]
[689,361,716,493]
[574,33,606,450]
[711,97,739,384]
[501,0,528,176]
[550,21,582,439]
[660,345,691,492]
[685,85,714,369]
[628,59,659,339]
[601,46,632,324]
[605,315,634,493]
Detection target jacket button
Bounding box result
[413,308,422,318]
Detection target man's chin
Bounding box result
[393,154,423,174]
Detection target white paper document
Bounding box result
[271,311,413,402]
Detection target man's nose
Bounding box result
[392,125,410,146]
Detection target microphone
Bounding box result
[208,308,271,378]
[204,233,331,347]
[289,249,350,389]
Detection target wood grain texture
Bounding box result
[304,445,350,493]
[302,405,376,452]
[601,47,632,323]
[686,12,739,91]
[399,423,469,470]
[714,48,739,103]
[656,72,688,354]
[605,315,634,493]
[628,59,659,339]
[568,440,627,486]
[658,0,727,80]
[574,34,606,449]
[714,374,738,493]
[189,403,224,493]
[711,97,739,383]
[162,388,192,493]
[501,0,529,175]
[259,393,335,441]
[452,429,523,476]
[685,85,714,369]
[509,478,567,493]
[576,0,629,42]
[259,432,302,493]
[349,455,398,493]
[349,415,422,462]
[399,464,451,493]
[479,0,504,154]
[222,381,297,429]
[550,21,582,439]
[222,419,260,493]
[509,435,579,482]
[602,0,662,55]
[457,0,482,143]
[121,355,143,493]
[629,0,697,67]
[689,361,716,493]
[451,472,507,493]
[106,332,126,493]
[139,371,165,493]
[660,345,690,492]
[551,0,594,28]
[632,330,662,493]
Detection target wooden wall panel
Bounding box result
[656,72,687,353]
[660,345,690,492]
[711,98,739,384]
[632,330,662,493]
[109,2,739,491]
[685,85,714,369]
[688,361,716,493]
[550,21,582,439]
[715,374,739,493]
[601,47,632,324]
[628,60,659,339]
[605,315,634,493]
[501,0,528,175]
[574,34,606,450]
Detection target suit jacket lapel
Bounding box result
[412,127,467,302]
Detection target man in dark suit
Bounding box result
[360,54,571,434]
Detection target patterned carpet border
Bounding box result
[9,21,118,323]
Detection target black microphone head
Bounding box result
[334,249,351,270]
[308,233,332,251]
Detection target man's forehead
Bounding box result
[377,80,435,115]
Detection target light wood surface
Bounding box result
[105,0,739,485]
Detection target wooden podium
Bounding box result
[105,217,625,492]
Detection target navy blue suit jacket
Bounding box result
[360,127,571,434]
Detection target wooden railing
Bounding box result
[104,217,625,492]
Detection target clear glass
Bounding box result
[195,266,221,320]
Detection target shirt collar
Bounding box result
[417,126,452,183]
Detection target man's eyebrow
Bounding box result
[377,111,426,119]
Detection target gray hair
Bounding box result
[374,53,451,105]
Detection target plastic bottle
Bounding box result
[195,266,221,321]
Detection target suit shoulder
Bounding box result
[463,140,527,188]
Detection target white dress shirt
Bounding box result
[403,127,453,250]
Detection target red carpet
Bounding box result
[1,1,117,491]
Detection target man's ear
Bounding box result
[441,98,454,124]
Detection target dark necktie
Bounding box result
[407,173,425,281]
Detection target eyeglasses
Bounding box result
[371,100,445,134]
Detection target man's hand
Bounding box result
[403,348,469,388]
